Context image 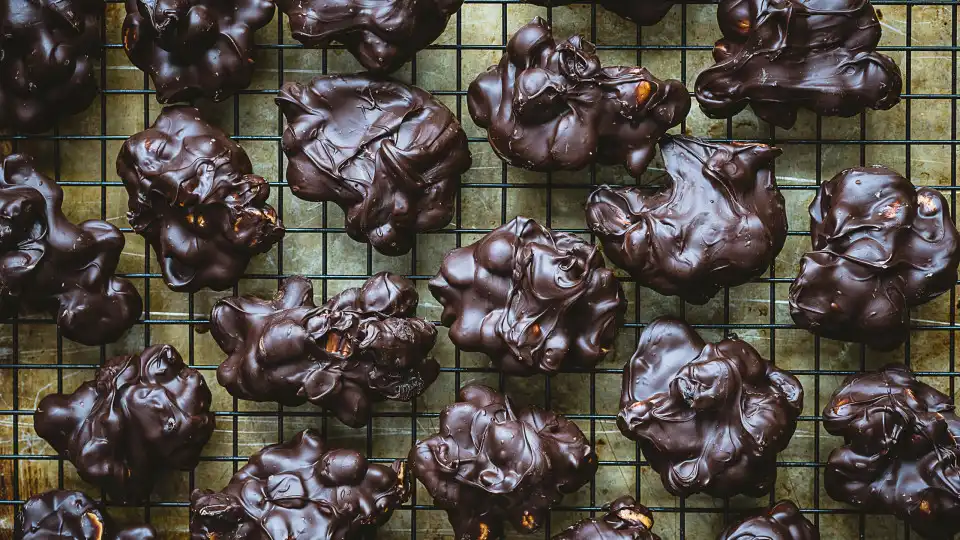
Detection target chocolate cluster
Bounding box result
[190,429,409,539]
[586,136,787,304]
[468,17,690,178]
[823,365,960,540]
[695,0,902,128]
[277,74,471,255]
[34,344,215,502]
[617,317,803,497]
[525,0,675,26]
[788,167,960,350]
[0,153,142,345]
[0,0,102,132]
[429,216,626,376]
[19,490,157,540]
[410,383,597,539]
[210,273,439,427]
[718,501,819,540]
[117,106,284,292]
[122,0,276,102]
[552,496,661,540]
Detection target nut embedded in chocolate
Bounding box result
[718,500,819,540]
[19,490,157,540]
[0,153,142,345]
[695,0,902,129]
[277,74,471,256]
[524,0,675,26]
[468,17,690,178]
[788,167,960,350]
[190,429,409,539]
[34,344,215,502]
[552,496,661,540]
[617,317,803,497]
[429,216,626,376]
[210,273,439,428]
[823,365,960,540]
[410,383,598,539]
[586,135,787,304]
[117,106,284,292]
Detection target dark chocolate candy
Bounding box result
[467,17,690,178]
[718,500,819,540]
[122,0,275,102]
[277,0,462,73]
[210,273,439,428]
[695,0,902,129]
[0,0,102,133]
[552,496,661,540]
[277,74,471,256]
[190,429,409,539]
[823,365,960,540]
[117,106,284,292]
[617,317,803,497]
[429,216,625,376]
[19,490,157,540]
[410,383,598,539]
[0,153,142,345]
[35,344,215,502]
[586,135,787,304]
[788,167,960,350]
[524,0,675,26]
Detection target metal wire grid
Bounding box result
[0,0,957,538]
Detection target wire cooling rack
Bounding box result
[0,0,957,538]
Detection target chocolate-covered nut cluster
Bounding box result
[468,17,690,178]
[277,74,471,256]
[823,365,960,540]
[429,216,625,376]
[586,136,787,304]
[0,154,142,345]
[411,383,597,539]
[618,317,803,497]
[552,496,661,540]
[695,0,902,128]
[788,167,960,350]
[277,0,462,73]
[34,344,215,502]
[524,0,675,26]
[19,490,157,540]
[117,106,284,292]
[190,429,409,539]
[0,0,102,132]
[210,273,439,427]
[122,0,275,102]
[718,501,819,540]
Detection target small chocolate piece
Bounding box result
[586,135,786,304]
[35,344,215,502]
[788,167,960,350]
[552,496,661,540]
[410,383,598,539]
[429,216,625,376]
[117,106,284,292]
[277,74,471,256]
[0,154,142,345]
[718,501,819,540]
[190,429,409,539]
[468,17,690,178]
[823,365,960,540]
[0,0,102,133]
[277,0,462,73]
[210,273,439,428]
[617,317,803,497]
[122,0,275,102]
[695,0,902,129]
[524,0,675,26]
[19,490,157,540]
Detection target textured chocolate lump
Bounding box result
[552,496,661,540]
[19,490,157,539]
[718,500,819,540]
[524,0,676,26]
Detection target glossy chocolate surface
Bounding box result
[277,74,471,256]
[20,490,157,540]
[0,153,142,345]
[618,317,803,497]
[35,344,215,502]
[718,501,819,540]
[190,429,409,539]
[429,216,625,376]
[118,106,284,292]
[410,383,597,539]
[586,136,787,304]
[524,0,675,26]
[788,167,960,350]
[695,0,902,128]
[210,273,439,428]
[468,17,690,178]
[552,496,661,540]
